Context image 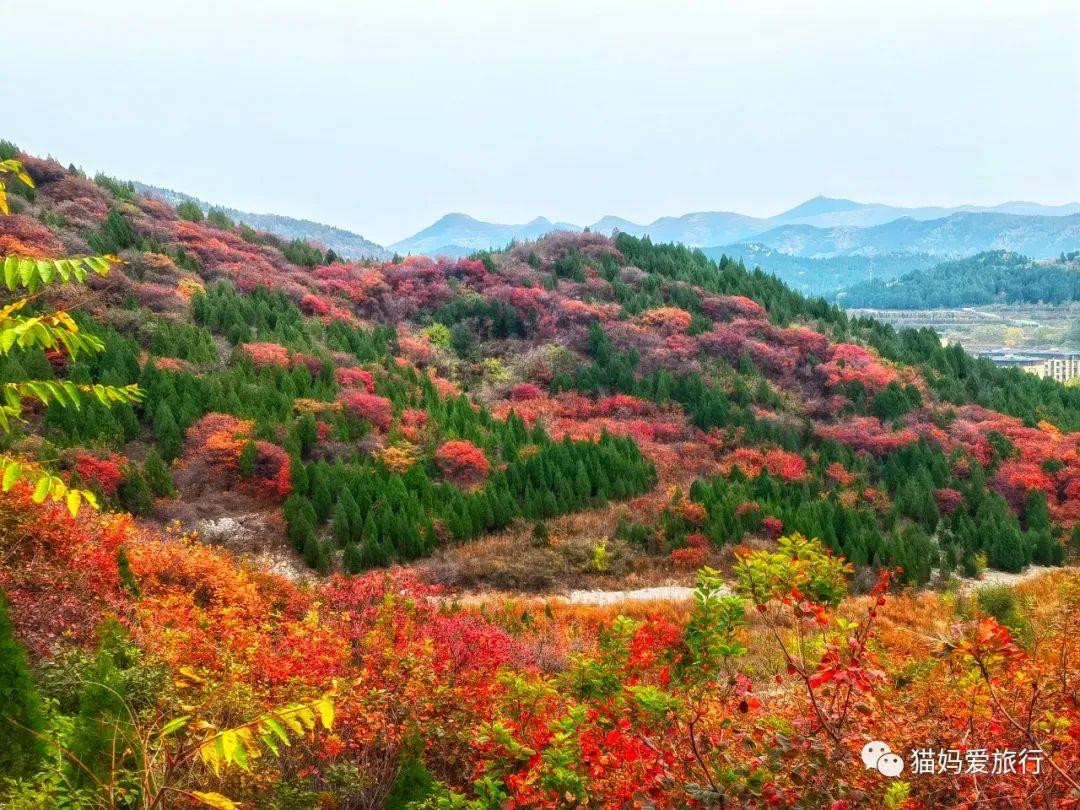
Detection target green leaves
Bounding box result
[0,380,142,437]
[683,567,748,679]
[1,254,118,293]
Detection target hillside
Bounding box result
[1,147,1079,808]
[840,249,1080,308]
[705,243,937,294]
[131,181,390,260]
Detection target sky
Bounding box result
[3,0,1079,246]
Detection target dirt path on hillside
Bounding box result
[562,565,1066,605]
[954,564,1059,595]
[443,565,1069,608]
[563,585,700,605]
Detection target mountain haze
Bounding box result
[392,196,1080,259]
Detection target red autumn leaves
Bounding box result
[435,440,490,487]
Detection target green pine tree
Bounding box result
[0,590,45,776]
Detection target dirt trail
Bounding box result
[564,585,699,605]
[438,564,1071,608]
[562,565,1065,605]
[484,566,1066,607]
[953,564,1059,595]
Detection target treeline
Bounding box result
[839,250,1080,308]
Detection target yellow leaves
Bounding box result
[66,488,83,516]
[315,696,335,730]
[194,696,336,777]
[190,791,241,810]
[0,158,34,189]
[175,666,207,688]
[158,715,192,738]
[1,459,21,490]
[380,442,418,473]
[0,158,34,216]
[0,455,98,515]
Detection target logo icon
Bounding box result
[861,741,905,777]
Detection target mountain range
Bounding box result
[129,181,1080,290]
[389,197,1080,265]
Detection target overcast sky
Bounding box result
[4,0,1078,245]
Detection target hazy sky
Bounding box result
[4,0,1079,245]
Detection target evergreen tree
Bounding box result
[119,468,154,516]
[143,448,175,497]
[238,440,258,478]
[0,590,45,776]
[153,402,183,461]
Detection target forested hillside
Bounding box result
[704,244,936,294]
[132,181,390,260]
[841,249,1080,308]
[1,143,1079,808]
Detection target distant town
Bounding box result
[977,349,1080,384]
[851,305,1080,384]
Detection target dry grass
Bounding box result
[421,504,698,593]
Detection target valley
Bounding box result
[1,143,1078,808]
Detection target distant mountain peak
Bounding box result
[389,214,580,257]
[774,196,864,222]
[432,212,480,227]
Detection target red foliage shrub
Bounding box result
[149,356,191,373]
[720,447,806,482]
[818,344,898,392]
[239,342,290,369]
[435,440,490,487]
[670,546,708,570]
[638,306,693,335]
[0,214,65,257]
[335,366,375,391]
[815,417,918,456]
[338,389,392,430]
[934,487,965,515]
[674,501,709,525]
[0,489,129,658]
[509,383,544,401]
[299,293,332,316]
[73,453,123,498]
[993,461,1056,510]
[699,294,767,321]
[182,413,290,502]
[761,515,784,539]
[825,463,856,486]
